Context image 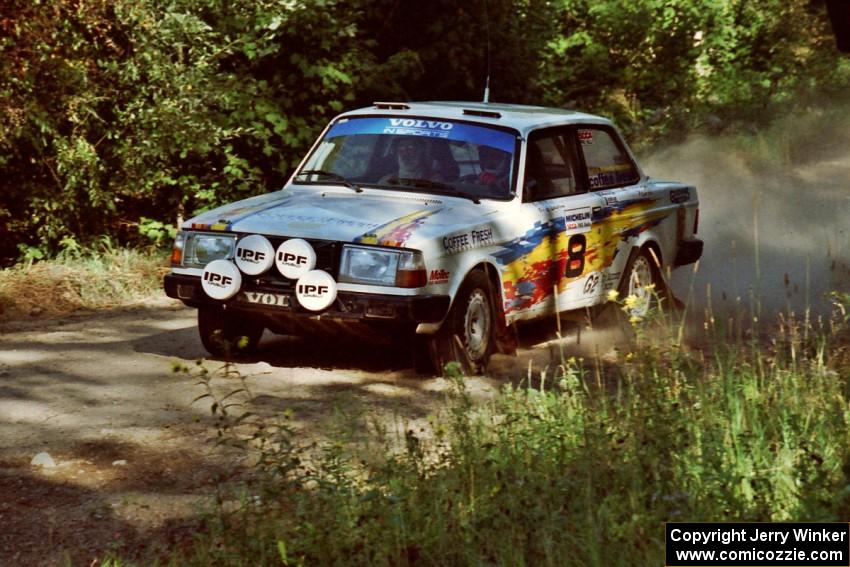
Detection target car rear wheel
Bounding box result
[425,270,495,376]
[621,248,664,317]
[198,305,264,358]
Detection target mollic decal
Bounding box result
[429,269,450,284]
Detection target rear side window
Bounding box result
[577,128,639,190]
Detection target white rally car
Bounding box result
[164,101,702,374]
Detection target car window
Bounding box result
[297,116,519,201]
[323,134,380,178]
[577,127,639,190]
[523,128,581,202]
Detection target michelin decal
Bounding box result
[563,207,592,234]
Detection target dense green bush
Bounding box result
[2,0,847,265]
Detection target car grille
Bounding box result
[238,235,341,291]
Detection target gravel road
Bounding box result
[0,296,587,565]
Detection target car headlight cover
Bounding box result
[181,232,237,268]
[339,245,426,288]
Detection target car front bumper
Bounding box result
[163,273,450,324]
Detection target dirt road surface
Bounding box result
[0,297,590,566]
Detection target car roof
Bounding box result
[338,101,613,137]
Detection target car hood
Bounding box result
[184,186,501,248]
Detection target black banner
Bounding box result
[666,523,850,566]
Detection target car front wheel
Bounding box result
[426,270,495,376]
[197,305,264,358]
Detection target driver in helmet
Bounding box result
[381,136,441,184]
[476,145,510,190]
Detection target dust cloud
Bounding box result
[642,107,850,320]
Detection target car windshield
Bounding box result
[296,116,518,201]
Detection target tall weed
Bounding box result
[163,299,850,567]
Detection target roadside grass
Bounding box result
[0,242,168,322]
[109,292,850,566]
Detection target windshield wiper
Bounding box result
[296,169,362,193]
[385,176,480,204]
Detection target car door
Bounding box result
[573,124,647,301]
[496,125,606,323]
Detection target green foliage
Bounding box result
[1,0,847,264]
[138,217,177,249]
[539,0,850,145]
[0,0,387,264]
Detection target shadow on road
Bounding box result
[0,437,238,567]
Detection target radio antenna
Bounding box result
[483,0,491,103]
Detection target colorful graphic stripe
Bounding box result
[190,221,232,231]
[190,195,294,232]
[355,208,442,247]
[495,198,666,314]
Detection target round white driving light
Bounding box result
[295,270,337,311]
[201,260,242,300]
[275,238,317,279]
[234,234,275,275]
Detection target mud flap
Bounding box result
[494,310,518,356]
[425,333,474,376]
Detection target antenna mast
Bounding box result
[483,0,491,103]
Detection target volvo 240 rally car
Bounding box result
[164,101,703,374]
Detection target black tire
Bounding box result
[619,247,665,318]
[427,270,496,376]
[198,305,264,358]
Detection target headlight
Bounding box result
[339,245,427,288]
[176,232,237,268]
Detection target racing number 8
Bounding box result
[564,234,586,278]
